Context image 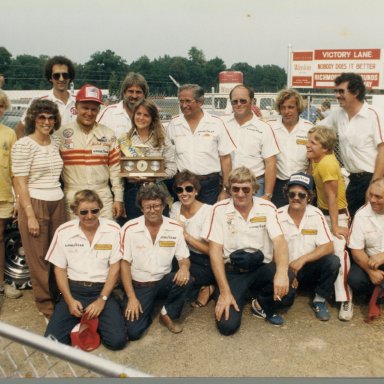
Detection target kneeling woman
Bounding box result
[44,190,127,350]
[170,171,216,306]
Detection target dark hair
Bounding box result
[283,183,315,203]
[25,99,61,134]
[128,99,165,148]
[70,189,103,214]
[334,72,366,101]
[45,55,75,83]
[173,170,201,194]
[120,72,149,99]
[229,84,254,100]
[136,183,168,208]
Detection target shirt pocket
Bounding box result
[364,230,381,249]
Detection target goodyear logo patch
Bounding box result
[159,241,176,247]
[296,139,308,145]
[94,244,112,250]
[250,216,266,223]
[301,229,317,235]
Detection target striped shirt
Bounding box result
[11,134,64,201]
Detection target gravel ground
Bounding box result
[1,289,384,378]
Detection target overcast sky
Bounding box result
[2,0,384,71]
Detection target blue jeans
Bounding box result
[189,251,216,300]
[255,176,265,197]
[45,283,127,350]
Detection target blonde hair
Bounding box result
[228,166,259,194]
[70,189,103,214]
[308,126,336,152]
[275,88,304,114]
[0,90,11,110]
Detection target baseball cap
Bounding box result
[286,172,314,191]
[76,84,103,104]
[70,315,100,352]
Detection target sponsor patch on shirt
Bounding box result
[62,128,74,138]
[159,241,176,247]
[250,216,266,223]
[296,139,308,145]
[94,243,112,250]
[301,229,318,235]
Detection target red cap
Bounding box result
[70,315,101,352]
[76,84,103,104]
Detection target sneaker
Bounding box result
[266,313,284,326]
[0,283,22,299]
[339,301,353,321]
[312,301,330,321]
[251,299,266,319]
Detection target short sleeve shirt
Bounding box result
[97,101,132,139]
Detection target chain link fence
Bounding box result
[0,321,151,378]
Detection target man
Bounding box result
[56,84,124,220]
[306,126,353,320]
[166,84,235,205]
[206,166,292,335]
[317,100,331,120]
[348,178,384,301]
[277,172,340,321]
[223,84,279,199]
[322,72,384,219]
[268,89,313,207]
[300,95,318,124]
[15,56,77,138]
[121,183,192,340]
[97,72,148,139]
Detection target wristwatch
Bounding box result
[222,185,230,193]
[264,193,273,199]
[99,295,108,301]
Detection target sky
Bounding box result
[2,0,384,72]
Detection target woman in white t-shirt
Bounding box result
[12,99,66,320]
[170,171,215,307]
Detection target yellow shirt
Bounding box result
[311,153,347,210]
[0,123,16,202]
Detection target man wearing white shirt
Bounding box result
[166,84,235,205]
[322,73,384,219]
[224,85,279,199]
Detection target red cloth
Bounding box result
[365,285,384,323]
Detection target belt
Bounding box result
[132,280,159,288]
[319,208,348,216]
[349,172,373,179]
[69,280,105,288]
[198,172,220,181]
[225,263,250,273]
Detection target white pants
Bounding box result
[325,213,352,302]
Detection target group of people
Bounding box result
[1,54,384,350]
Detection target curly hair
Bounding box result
[334,72,366,101]
[45,56,75,83]
[25,99,61,134]
[136,183,167,208]
[70,189,103,214]
[275,88,304,115]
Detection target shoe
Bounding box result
[0,283,22,299]
[312,301,330,321]
[191,285,214,308]
[159,314,183,334]
[251,299,267,319]
[339,301,354,321]
[265,313,284,326]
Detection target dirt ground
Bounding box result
[1,289,384,378]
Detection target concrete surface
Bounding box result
[1,289,384,377]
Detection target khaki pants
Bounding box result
[18,198,66,317]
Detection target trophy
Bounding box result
[119,138,167,178]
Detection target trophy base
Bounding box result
[119,172,168,178]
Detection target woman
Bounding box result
[170,171,215,307]
[44,190,126,350]
[119,99,176,221]
[12,99,66,319]
[0,90,22,299]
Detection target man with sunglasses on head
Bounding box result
[223,84,279,201]
[15,56,76,139]
[206,166,293,335]
[321,72,384,220]
[277,173,340,321]
[166,84,235,205]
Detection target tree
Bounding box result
[0,47,12,73]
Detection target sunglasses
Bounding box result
[36,114,55,123]
[52,72,70,81]
[231,186,252,194]
[230,99,248,106]
[334,88,346,94]
[288,191,308,200]
[79,208,100,216]
[175,185,195,194]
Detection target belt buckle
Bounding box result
[83,281,93,287]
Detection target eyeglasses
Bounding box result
[36,114,55,123]
[178,99,195,105]
[230,99,248,106]
[52,72,70,81]
[79,208,100,216]
[288,191,308,200]
[175,185,195,194]
[334,88,346,94]
[142,203,163,212]
[231,186,252,194]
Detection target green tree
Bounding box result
[0,47,12,73]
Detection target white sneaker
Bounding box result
[339,301,353,321]
[0,283,22,299]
